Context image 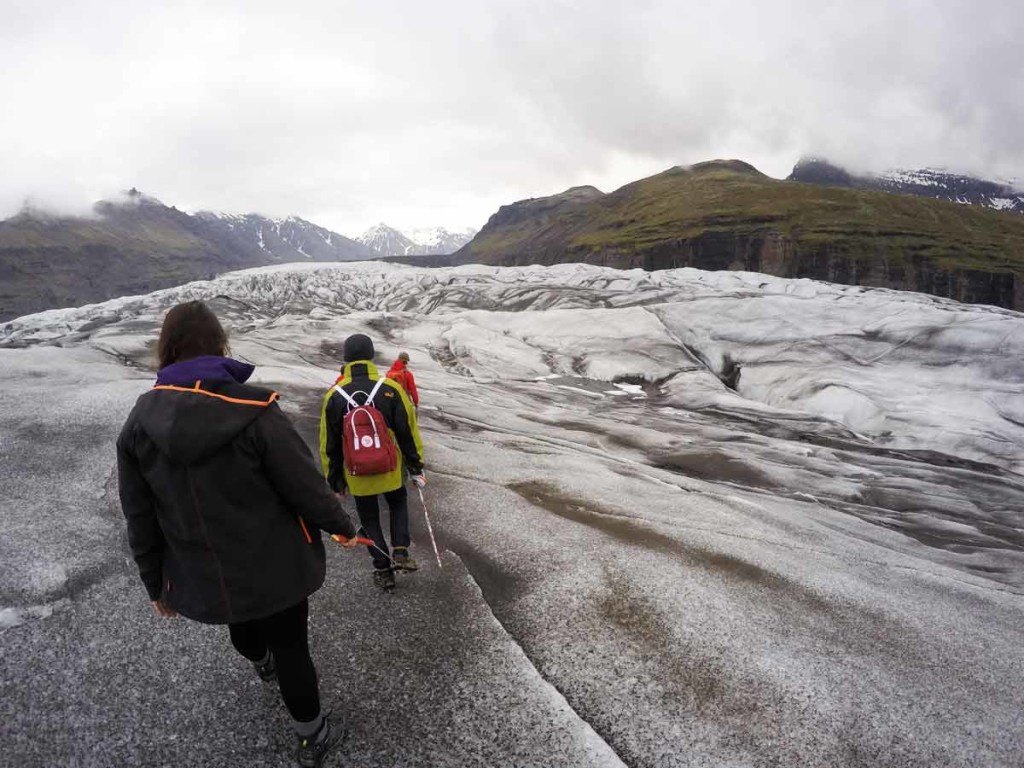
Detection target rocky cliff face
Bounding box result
[472,232,1020,309]
[640,234,1017,308]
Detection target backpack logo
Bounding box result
[334,378,399,476]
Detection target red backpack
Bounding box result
[333,378,399,476]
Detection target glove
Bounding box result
[410,472,427,488]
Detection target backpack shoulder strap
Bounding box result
[366,376,386,404]
[334,376,387,410]
[333,384,357,408]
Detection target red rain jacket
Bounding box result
[386,359,419,406]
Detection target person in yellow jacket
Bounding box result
[319,334,425,590]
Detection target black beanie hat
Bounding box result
[343,333,374,362]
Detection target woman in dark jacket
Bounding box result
[117,301,357,768]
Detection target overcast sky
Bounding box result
[2,0,1021,234]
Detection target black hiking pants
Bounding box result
[354,485,409,570]
[228,599,319,723]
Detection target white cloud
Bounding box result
[1,0,1021,231]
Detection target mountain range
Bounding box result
[447,160,1024,310]
[2,191,474,321]
[355,223,477,256]
[193,209,372,263]
[5,159,1024,321]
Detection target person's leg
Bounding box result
[353,493,391,570]
[259,600,344,764]
[228,616,272,672]
[384,486,416,570]
[260,599,319,724]
[384,485,410,550]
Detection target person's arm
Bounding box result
[318,389,347,494]
[116,420,165,602]
[258,402,357,538]
[384,379,424,474]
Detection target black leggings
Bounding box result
[228,599,319,722]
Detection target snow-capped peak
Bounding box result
[356,223,477,256]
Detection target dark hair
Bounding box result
[157,301,229,369]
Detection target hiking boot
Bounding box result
[373,569,396,591]
[254,654,276,682]
[297,711,345,768]
[392,551,419,572]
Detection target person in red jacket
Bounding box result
[386,351,419,407]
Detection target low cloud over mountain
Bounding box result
[789,158,1024,214]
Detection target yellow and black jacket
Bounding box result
[320,360,424,496]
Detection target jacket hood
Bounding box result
[156,355,254,387]
[389,359,408,372]
[133,379,278,465]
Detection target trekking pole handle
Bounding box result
[331,534,377,547]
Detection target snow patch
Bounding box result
[990,197,1021,210]
[0,599,70,630]
[607,383,646,397]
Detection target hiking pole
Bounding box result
[331,534,396,567]
[415,484,443,569]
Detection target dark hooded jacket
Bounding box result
[116,356,356,624]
